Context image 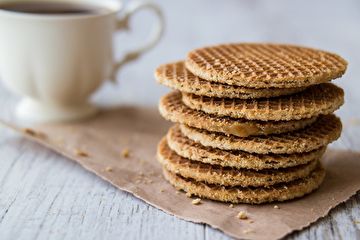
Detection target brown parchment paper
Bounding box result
[1,106,360,240]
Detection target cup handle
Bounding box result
[110,1,164,82]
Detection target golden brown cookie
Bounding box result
[163,165,325,204]
[158,138,319,187]
[180,114,342,154]
[155,61,306,99]
[182,83,344,121]
[185,43,347,88]
[167,125,326,170]
[159,91,317,137]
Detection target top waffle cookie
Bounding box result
[185,43,347,88]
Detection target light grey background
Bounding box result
[1,0,360,239]
[103,0,359,117]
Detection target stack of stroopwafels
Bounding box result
[155,43,347,204]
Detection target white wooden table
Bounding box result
[1,0,360,239]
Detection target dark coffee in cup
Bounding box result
[0,1,107,15]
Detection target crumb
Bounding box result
[192,198,201,205]
[274,205,279,209]
[229,204,234,208]
[160,189,165,193]
[105,166,113,172]
[75,148,89,157]
[23,128,37,136]
[185,192,192,198]
[139,172,144,176]
[23,128,45,138]
[176,191,181,195]
[147,180,153,184]
[354,220,360,224]
[121,148,130,158]
[310,208,314,212]
[243,229,254,234]
[237,211,248,220]
[249,220,254,223]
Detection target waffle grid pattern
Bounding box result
[163,166,325,204]
[167,125,326,170]
[180,114,342,154]
[159,91,318,137]
[185,43,347,88]
[182,83,344,121]
[156,61,306,98]
[158,138,319,187]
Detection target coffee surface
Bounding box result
[0,1,107,15]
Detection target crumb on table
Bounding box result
[75,148,89,157]
[105,166,113,172]
[22,128,46,138]
[243,229,254,234]
[121,148,130,158]
[23,128,37,136]
[237,211,248,220]
[191,198,201,205]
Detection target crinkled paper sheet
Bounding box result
[2,106,360,240]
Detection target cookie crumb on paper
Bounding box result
[105,166,113,172]
[243,229,254,234]
[237,211,248,220]
[75,148,89,157]
[122,148,130,158]
[192,198,201,205]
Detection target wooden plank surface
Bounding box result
[1,0,360,239]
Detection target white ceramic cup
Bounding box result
[0,0,164,122]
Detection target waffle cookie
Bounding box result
[185,43,347,88]
[182,83,344,121]
[159,91,317,137]
[156,42,346,204]
[158,138,319,187]
[180,114,342,154]
[155,61,306,99]
[163,165,325,204]
[167,125,326,170]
